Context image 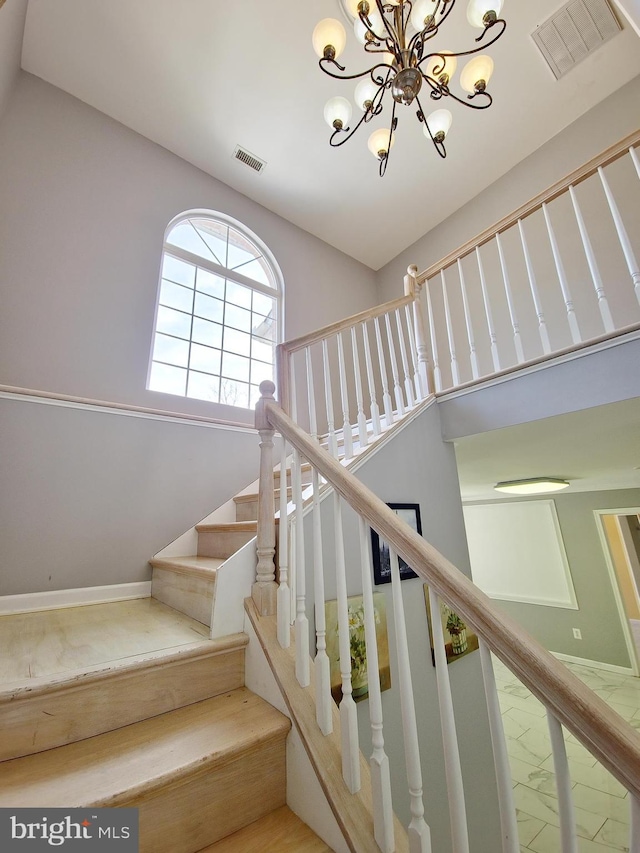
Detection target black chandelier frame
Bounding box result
[318,0,506,175]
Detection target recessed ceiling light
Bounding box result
[494,478,570,495]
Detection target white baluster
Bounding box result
[385,312,406,416]
[351,325,369,449]
[518,218,551,355]
[598,165,640,306]
[569,184,615,333]
[496,232,526,364]
[334,493,361,793]
[277,437,291,648]
[542,203,582,345]
[389,547,432,852]
[476,246,501,372]
[312,466,332,735]
[424,280,442,393]
[457,259,480,381]
[405,303,422,401]
[407,265,431,397]
[305,347,318,441]
[395,308,415,408]
[375,316,395,427]
[630,145,640,181]
[254,381,278,617]
[430,594,469,853]
[362,321,382,437]
[547,713,579,853]
[358,517,394,853]
[479,643,519,853]
[441,269,461,386]
[336,332,354,460]
[289,359,298,623]
[322,339,339,458]
[631,795,640,853]
[292,447,309,687]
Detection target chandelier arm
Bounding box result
[444,86,493,110]
[416,93,447,159]
[416,20,506,74]
[474,17,507,44]
[358,3,393,50]
[378,100,399,177]
[319,57,395,83]
[329,109,373,149]
[373,0,400,54]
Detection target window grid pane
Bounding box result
[151,221,279,409]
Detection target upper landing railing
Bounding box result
[416,129,640,392]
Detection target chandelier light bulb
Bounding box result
[467,0,504,29]
[312,18,347,60]
[425,51,458,84]
[355,79,378,111]
[367,128,395,159]
[354,10,384,45]
[460,54,494,93]
[425,109,453,142]
[410,0,437,32]
[324,96,353,130]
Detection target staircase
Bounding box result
[0,452,336,853]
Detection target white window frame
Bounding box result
[147,210,284,409]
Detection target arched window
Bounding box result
[148,212,282,409]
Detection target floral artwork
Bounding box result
[325,592,391,704]
[424,586,479,666]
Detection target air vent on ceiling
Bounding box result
[531,0,622,80]
[233,146,266,174]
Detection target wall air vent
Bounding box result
[233,146,266,174]
[532,0,622,80]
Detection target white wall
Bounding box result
[0,0,27,124]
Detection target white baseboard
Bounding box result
[0,582,152,615]
[551,650,635,676]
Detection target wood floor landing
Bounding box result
[0,597,209,684]
[197,806,334,852]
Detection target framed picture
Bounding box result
[371,503,422,585]
[424,586,479,666]
[325,592,391,704]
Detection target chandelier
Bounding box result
[312,0,506,175]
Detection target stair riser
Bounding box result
[273,468,312,488]
[0,648,244,761]
[197,529,257,559]
[129,738,287,853]
[152,568,215,626]
[234,495,285,523]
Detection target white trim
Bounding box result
[0,582,152,615]
[0,387,256,433]
[551,650,635,676]
[593,508,640,677]
[484,590,579,610]
[436,327,640,402]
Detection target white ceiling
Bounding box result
[455,397,640,502]
[19,0,640,270]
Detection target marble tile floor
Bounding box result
[0,598,209,686]
[494,656,640,852]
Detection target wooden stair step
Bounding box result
[273,463,313,487]
[196,520,278,560]
[234,488,292,522]
[0,688,291,853]
[197,805,333,852]
[151,556,226,626]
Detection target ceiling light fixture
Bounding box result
[312,0,507,176]
[494,478,571,496]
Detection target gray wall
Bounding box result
[464,488,640,669]
[376,75,640,303]
[0,0,27,124]
[302,403,501,853]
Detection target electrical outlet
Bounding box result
[572,628,582,640]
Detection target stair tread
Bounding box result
[197,806,333,852]
[195,520,259,532]
[0,687,290,808]
[151,555,226,577]
[234,488,292,504]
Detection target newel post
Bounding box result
[405,264,431,397]
[253,380,278,616]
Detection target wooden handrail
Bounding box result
[416,128,640,284]
[279,295,413,354]
[263,399,640,801]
